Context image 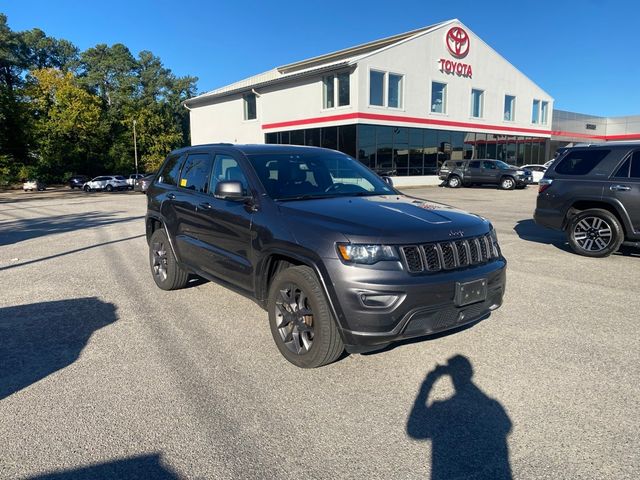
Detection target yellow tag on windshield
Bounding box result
[180,178,187,187]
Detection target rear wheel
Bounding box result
[149,229,189,290]
[447,175,462,188]
[500,176,516,190]
[268,265,344,368]
[567,209,623,258]
[106,184,114,192]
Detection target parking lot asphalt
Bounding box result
[0,186,638,479]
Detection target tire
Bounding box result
[84,185,90,192]
[106,184,114,192]
[567,209,623,258]
[268,265,344,368]
[447,175,462,188]
[149,229,189,290]
[500,176,516,190]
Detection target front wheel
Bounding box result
[500,176,516,190]
[447,175,462,188]
[105,184,114,192]
[567,209,623,258]
[149,229,189,290]
[268,265,344,368]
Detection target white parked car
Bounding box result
[126,173,145,189]
[521,164,547,183]
[83,175,129,192]
[23,179,46,191]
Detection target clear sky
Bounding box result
[2,0,639,117]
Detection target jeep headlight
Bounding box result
[337,243,398,265]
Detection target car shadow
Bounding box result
[0,297,118,400]
[26,453,179,479]
[0,212,144,246]
[406,355,513,479]
[513,219,572,252]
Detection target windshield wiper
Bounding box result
[275,194,333,202]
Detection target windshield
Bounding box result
[495,161,512,170]
[247,151,395,200]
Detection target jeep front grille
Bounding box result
[400,234,499,274]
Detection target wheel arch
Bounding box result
[565,199,630,236]
[256,249,347,340]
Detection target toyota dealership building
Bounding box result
[185,19,640,183]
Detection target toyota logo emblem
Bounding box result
[446,27,470,58]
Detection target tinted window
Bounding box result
[613,158,630,178]
[482,161,496,169]
[469,161,480,168]
[179,153,213,192]
[631,152,640,178]
[210,155,249,195]
[555,149,610,175]
[158,154,185,186]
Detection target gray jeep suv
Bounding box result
[534,142,640,257]
[146,145,506,367]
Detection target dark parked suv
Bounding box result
[439,159,532,189]
[534,142,640,257]
[146,145,506,367]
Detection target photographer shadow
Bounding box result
[407,355,513,480]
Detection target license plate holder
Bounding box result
[454,279,487,307]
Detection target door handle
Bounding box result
[198,202,212,210]
[610,184,631,192]
[167,193,176,200]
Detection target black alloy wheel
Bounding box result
[149,229,189,290]
[268,265,343,368]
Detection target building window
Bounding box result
[431,82,447,114]
[323,75,335,109]
[243,93,256,120]
[323,72,350,108]
[370,70,385,106]
[337,72,350,107]
[471,89,484,118]
[540,101,549,124]
[532,99,540,124]
[388,74,403,109]
[504,95,515,121]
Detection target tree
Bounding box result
[26,68,101,178]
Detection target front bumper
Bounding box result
[516,175,533,185]
[322,258,507,352]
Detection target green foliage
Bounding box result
[0,13,197,185]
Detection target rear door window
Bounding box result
[469,161,480,168]
[555,149,610,175]
[179,153,214,193]
[158,154,185,186]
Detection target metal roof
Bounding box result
[184,20,453,107]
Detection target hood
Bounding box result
[278,194,491,244]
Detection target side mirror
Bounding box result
[382,176,394,187]
[214,181,245,200]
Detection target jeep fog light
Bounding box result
[360,294,399,308]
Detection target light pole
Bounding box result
[133,119,138,175]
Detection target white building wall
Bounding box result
[356,21,554,136]
[190,69,358,145]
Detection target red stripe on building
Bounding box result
[262,112,553,136]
